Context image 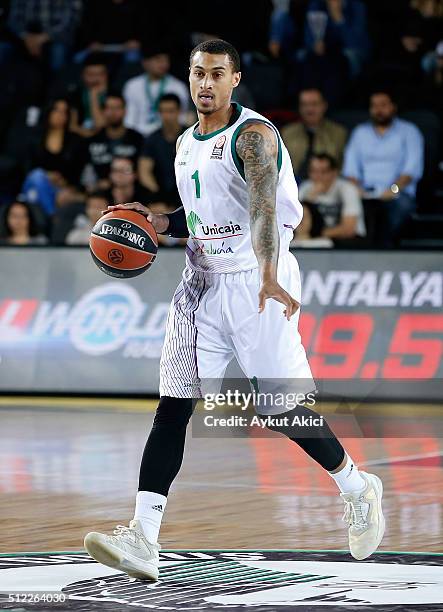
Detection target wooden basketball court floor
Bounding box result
[1,396,442,555]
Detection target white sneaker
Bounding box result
[84,520,160,581]
[341,471,385,560]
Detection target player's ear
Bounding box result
[232,71,241,89]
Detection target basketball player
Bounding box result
[84,40,385,580]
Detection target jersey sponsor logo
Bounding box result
[194,240,234,255]
[210,134,226,159]
[186,211,202,236]
[187,213,243,256]
[200,221,242,238]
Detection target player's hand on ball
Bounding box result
[103,202,169,234]
[258,280,300,321]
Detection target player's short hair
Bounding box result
[190,39,241,73]
[159,93,181,108]
[310,153,338,170]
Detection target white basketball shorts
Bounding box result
[159,251,314,413]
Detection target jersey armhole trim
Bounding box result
[176,126,193,154]
[231,119,283,181]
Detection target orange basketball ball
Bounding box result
[89,209,158,278]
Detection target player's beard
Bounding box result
[197,103,218,115]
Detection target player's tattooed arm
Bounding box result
[236,123,279,280]
[236,122,299,319]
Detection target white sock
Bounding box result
[329,454,366,494]
[134,491,167,543]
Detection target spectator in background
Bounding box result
[80,93,143,191]
[406,0,443,53]
[123,45,189,137]
[69,53,108,137]
[282,88,347,180]
[7,0,82,71]
[269,0,309,60]
[22,98,82,216]
[343,90,424,247]
[65,190,107,245]
[0,199,47,245]
[296,0,369,104]
[185,1,273,57]
[422,40,443,111]
[75,0,141,64]
[231,82,256,109]
[304,0,369,74]
[138,94,185,207]
[366,1,443,103]
[27,99,81,180]
[296,153,365,245]
[106,157,151,207]
[392,14,428,83]
[0,3,19,65]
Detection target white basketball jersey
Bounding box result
[175,103,302,273]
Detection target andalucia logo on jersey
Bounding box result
[186,211,202,236]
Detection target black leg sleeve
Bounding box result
[138,396,194,496]
[266,404,345,472]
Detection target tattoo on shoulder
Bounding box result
[236,129,276,166]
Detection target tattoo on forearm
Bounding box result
[236,129,279,269]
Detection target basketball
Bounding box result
[89,209,158,278]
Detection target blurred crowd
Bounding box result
[0,0,442,249]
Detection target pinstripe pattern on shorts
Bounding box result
[159,267,208,398]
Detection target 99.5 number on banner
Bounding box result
[300,313,443,379]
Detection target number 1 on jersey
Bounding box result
[191,170,201,199]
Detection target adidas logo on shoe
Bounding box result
[152,504,164,512]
